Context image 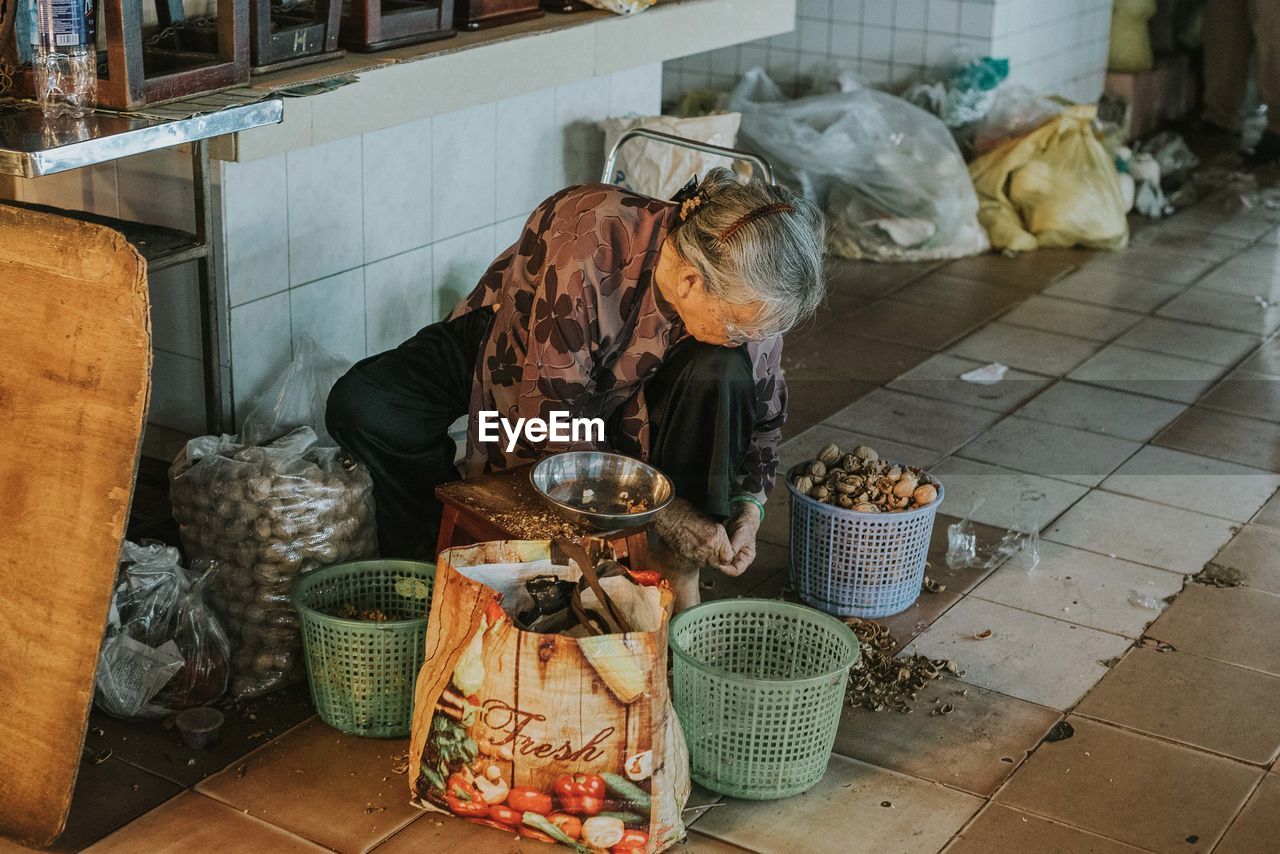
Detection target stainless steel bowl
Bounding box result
[530,451,674,531]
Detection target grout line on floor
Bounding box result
[1069,709,1280,770]
[1209,773,1270,854]
[1037,532,1196,578]
[910,587,1138,645]
[1090,481,1280,526]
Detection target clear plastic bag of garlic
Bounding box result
[790,443,938,512]
[169,426,377,698]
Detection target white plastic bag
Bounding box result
[239,337,349,447]
[601,113,743,200]
[968,84,1064,157]
[581,0,653,13]
[730,67,988,262]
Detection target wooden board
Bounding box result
[0,205,151,847]
[437,466,597,541]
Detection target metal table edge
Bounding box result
[0,98,284,178]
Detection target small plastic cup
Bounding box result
[175,708,225,749]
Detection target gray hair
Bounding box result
[669,167,826,339]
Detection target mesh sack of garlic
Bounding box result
[790,443,938,512]
[169,426,377,698]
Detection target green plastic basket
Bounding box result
[292,559,435,738]
[670,599,859,800]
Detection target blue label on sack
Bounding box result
[31,0,94,49]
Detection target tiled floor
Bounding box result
[15,169,1280,854]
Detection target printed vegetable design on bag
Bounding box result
[411,541,690,853]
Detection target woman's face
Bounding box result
[657,242,763,346]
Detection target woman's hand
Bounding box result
[652,497,734,570]
[716,501,761,577]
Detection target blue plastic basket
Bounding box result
[787,468,943,618]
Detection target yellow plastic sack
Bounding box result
[968,105,1129,253]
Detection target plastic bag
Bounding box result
[901,53,1009,129]
[581,0,653,13]
[95,541,231,718]
[988,527,1040,573]
[945,502,1040,573]
[730,67,988,263]
[941,56,1009,127]
[968,84,1064,157]
[601,112,744,200]
[1131,151,1173,218]
[969,105,1129,252]
[1136,130,1199,203]
[239,337,349,447]
[170,427,377,697]
[945,515,979,570]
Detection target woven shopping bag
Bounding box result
[408,540,690,853]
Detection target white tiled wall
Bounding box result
[3,63,663,436]
[662,0,1112,104]
[990,0,1113,104]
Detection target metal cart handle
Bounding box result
[601,126,776,187]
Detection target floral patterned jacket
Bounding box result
[450,184,785,503]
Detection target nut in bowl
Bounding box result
[788,443,940,514]
[530,451,673,531]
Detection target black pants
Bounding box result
[326,311,755,559]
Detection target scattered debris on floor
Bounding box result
[843,617,962,714]
[1195,562,1243,588]
[947,512,1041,573]
[1136,636,1176,653]
[1127,591,1163,610]
[922,575,946,594]
[958,362,1008,384]
[1043,721,1075,743]
[971,629,992,640]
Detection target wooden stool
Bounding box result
[435,465,651,568]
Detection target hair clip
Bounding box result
[671,175,709,223]
[715,202,795,245]
[679,192,707,222]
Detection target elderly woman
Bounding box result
[326,168,824,608]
